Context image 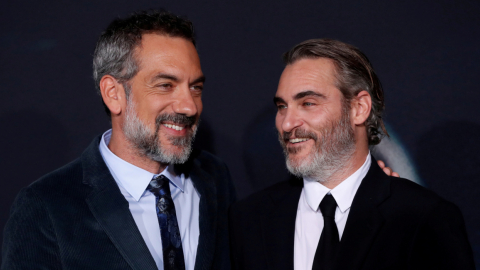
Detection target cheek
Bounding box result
[143,98,171,118]
[194,98,203,115]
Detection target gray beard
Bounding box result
[122,101,198,164]
[279,105,356,183]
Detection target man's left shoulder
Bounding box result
[177,149,234,195]
[389,177,445,202]
[193,149,227,166]
[384,176,461,218]
[187,148,230,176]
[380,177,475,268]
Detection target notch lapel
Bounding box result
[185,158,218,270]
[334,158,390,270]
[262,179,303,270]
[82,137,158,270]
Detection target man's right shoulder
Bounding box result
[25,157,84,198]
[231,178,302,215]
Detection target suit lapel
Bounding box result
[82,137,158,270]
[335,158,390,270]
[262,178,303,270]
[180,155,218,270]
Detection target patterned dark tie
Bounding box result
[312,194,340,270]
[147,175,186,270]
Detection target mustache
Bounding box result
[281,128,318,142]
[155,113,197,127]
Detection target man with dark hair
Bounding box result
[2,10,235,270]
[230,39,475,270]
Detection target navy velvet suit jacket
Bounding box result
[2,136,236,270]
[230,159,475,270]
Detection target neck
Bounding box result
[319,146,369,189]
[108,128,167,174]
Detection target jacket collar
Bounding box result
[334,157,391,270]
[174,150,219,270]
[82,136,158,270]
[259,157,391,270]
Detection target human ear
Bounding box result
[99,75,125,115]
[351,90,372,126]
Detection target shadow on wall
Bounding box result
[0,109,70,262]
[416,121,480,267]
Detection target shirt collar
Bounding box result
[98,129,185,201]
[303,153,371,213]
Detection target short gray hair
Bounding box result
[92,9,196,116]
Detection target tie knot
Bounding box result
[146,175,170,196]
[319,194,337,218]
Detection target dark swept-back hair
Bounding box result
[283,38,388,145]
[93,9,196,116]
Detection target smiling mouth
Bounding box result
[162,123,186,131]
[289,138,310,144]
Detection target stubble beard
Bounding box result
[279,104,357,183]
[122,100,198,164]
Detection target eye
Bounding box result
[191,85,203,92]
[303,102,314,107]
[158,83,173,89]
[276,104,287,110]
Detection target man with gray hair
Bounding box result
[2,10,235,270]
[230,38,474,270]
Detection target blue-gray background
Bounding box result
[1,0,479,267]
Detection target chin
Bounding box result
[148,147,191,164]
[287,147,310,160]
[287,154,312,169]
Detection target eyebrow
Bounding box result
[293,90,326,100]
[273,96,286,105]
[190,75,206,85]
[150,73,206,85]
[151,73,179,83]
[273,90,326,105]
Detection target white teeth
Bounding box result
[289,138,309,144]
[163,124,184,131]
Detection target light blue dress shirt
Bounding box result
[98,129,200,270]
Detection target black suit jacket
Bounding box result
[230,159,475,270]
[2,136,236,270]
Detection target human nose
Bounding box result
[280,108,302,133]
[172,86,199,117]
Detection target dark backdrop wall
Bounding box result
[1,0,479,267]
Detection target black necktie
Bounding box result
[146,175,186,270]
[312,194,340,270]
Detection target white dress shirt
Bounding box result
[98,130,200,270]
[294,154,371,270]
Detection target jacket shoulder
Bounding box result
[379,176,461,222]
[193,149,227,169]
[27,157,84,195]
[232,178,302,214]
[388,177,446,204]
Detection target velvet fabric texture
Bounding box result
[2,135,236,270]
